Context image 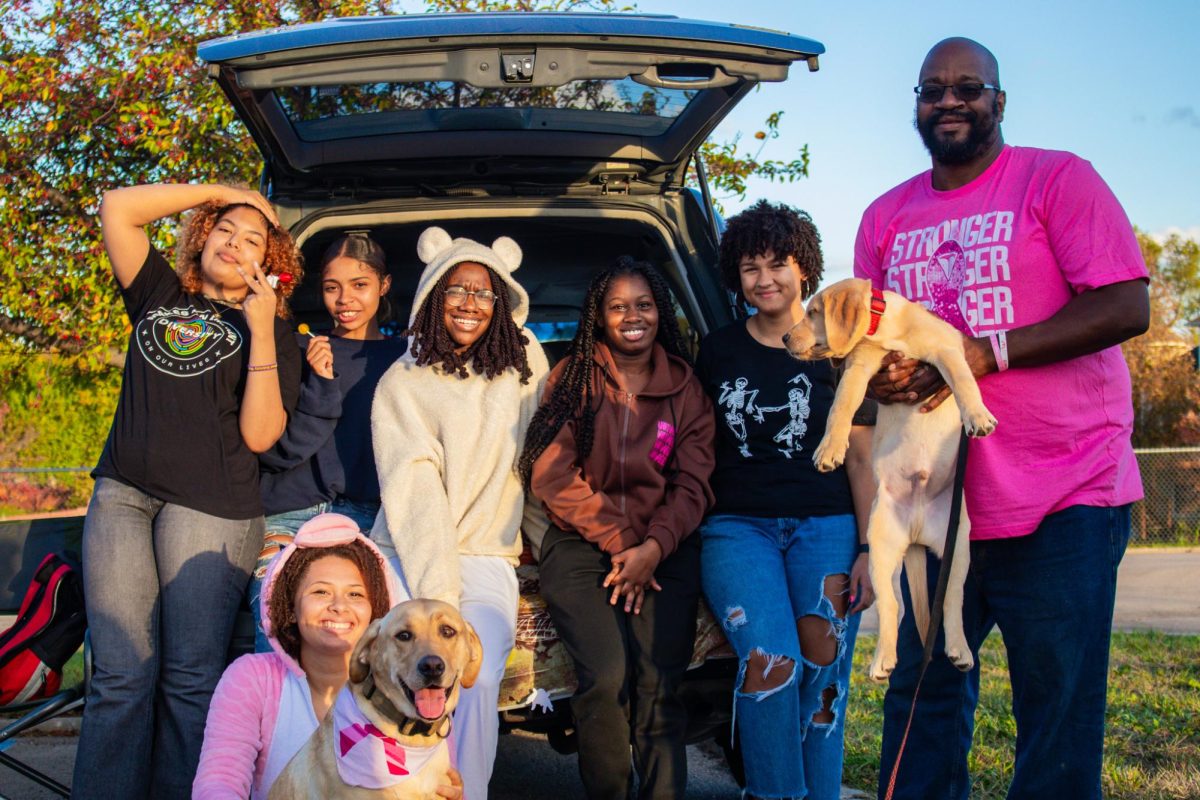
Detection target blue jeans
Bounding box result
[878,504,1131,800]
[248,499,379,652]
[701,513,861,800]
[74,477,261,800]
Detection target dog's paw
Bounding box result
[812,437,847,472]
[945,641,975,672]
[868,653,896,683]
[962,406,998,438]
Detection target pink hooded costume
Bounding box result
[192,513,403,799]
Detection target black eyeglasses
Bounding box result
[445,285,497,309]
[914,82,1001,103]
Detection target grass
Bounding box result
[843,632,1200,800]
[23,634,1200,799]
[1131,529,1200,548]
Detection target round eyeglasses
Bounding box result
[445,285,497,309]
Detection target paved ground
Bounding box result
[855,548,1200,635]
[2,549,1194,799]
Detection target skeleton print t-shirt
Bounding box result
[695,321,872,519]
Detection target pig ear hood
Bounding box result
[409,226,529,327]
[259,512,404,677]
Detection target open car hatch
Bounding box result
[197,13,823,194]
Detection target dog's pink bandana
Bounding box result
[332,687,445,789]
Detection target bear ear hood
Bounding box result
[408,226,530,328]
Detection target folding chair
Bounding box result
[0,632,89,799]
[0,514,88,798]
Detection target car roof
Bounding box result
[199,13,823,63]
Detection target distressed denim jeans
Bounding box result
[74,477,261,800]
[248,498,380,652]
[701,513,861,800]
[877,504,1131,800]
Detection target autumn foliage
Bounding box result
[1123,232,1200,447]
[0,0,815,512]
[0,0,405,371]
[0,0,810,371]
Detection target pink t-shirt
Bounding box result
[854,145,1146,539]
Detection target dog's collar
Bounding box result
[360,673,452,739]
[867,287,886,336]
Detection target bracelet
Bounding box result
[988,331,1010,372]
[247,362,278,373]
[856,542,870,555]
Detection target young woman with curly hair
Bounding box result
[74,184,304,800]
[697,200,876,800]
[520,257,716,800]
[368,226,548,799]
[193,513,467,799]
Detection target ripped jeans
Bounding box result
[700,513,861,800]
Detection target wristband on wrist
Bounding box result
[247,362,278,373]
[988,331,1010,372]
[856,542,870,555]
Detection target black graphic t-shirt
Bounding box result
[92,247,301,519]
[695,321,872,519]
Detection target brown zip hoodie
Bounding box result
[530,341,716,557]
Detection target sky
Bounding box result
[612,0,1200,281]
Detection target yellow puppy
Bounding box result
[269,599,482,799]
[785,278,995,682]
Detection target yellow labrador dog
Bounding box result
[784,278,996,682]
[269,599,482,799]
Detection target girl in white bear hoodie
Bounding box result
[370,226,548,797]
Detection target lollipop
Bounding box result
[298,323,315,337]
[264,272,293,290]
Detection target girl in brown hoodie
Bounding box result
[519,257,715,800]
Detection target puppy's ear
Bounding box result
[824,279,872,356]
[459,619,484,690]
[350,618,383,684]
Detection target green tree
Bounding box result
[0,0,398,372]
[0,0,807,370]
[1124,230,1200,447]
[693,110,810,211]
[1,0,809,512]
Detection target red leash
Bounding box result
[882,429,970,800]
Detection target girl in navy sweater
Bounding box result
[250,233,406,650]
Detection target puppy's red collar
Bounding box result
[867,288,886,336]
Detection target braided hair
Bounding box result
[518,256,690,488]
[406,265,532,383]
[717,199,824,301]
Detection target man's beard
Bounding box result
[914,98,1000,165]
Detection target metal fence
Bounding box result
[1132,447,1200,545]
[3,451,1199,545]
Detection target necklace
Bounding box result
[202,295,243,317]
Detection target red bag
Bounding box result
[0,553,86,705]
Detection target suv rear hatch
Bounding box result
[197,13,822,199]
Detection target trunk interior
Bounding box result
[288,204,725,360]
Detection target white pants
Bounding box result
[384,551,518,800]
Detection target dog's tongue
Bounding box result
[414,687,446,719]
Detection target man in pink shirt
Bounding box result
[855,38,1149,800]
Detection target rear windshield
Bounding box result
[275,78,697,142]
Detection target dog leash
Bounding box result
[882,427,970,800]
